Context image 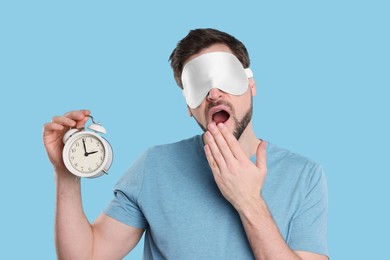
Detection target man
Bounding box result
[43,28,328,259]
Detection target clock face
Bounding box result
[67,134,106,174]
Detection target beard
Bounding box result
[194,96,253,140]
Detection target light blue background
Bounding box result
[1,1,389,259]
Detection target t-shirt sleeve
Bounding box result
[287,163,329,257]
[103,152,149,229]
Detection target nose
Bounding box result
[207,88,224,101]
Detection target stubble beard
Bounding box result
[194,97,253,140]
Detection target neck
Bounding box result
[236,121,261,157]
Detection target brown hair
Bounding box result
[169,28,250,88]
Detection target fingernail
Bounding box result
[218,123,224,129]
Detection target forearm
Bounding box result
[238,197,301,260]
[55,170,93,260]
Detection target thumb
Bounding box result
[255,140,267,169]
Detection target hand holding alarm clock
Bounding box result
[43,110,113,179]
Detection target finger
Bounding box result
[75,114,90,129]
[205,131,228,171]
[64,109,90,120]
[63,110,90,128]
[207,123,236,163]
[51,115,77,128]
[44,122,65,132]
[204,144,221,175]
[255,141,267,169]
[217,123,246,161]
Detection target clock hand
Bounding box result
[86,151,98,155]
[82,138,88,156]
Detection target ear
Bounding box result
[187,105,193,117]
[249,78,256,96]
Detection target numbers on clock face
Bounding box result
[68,135,106,173]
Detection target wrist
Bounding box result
[236,196,268,220]
[55,169,81,197]
[54,165,75,179]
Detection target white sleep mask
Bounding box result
[181,52,253,108]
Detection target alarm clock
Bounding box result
[62,115,113,178]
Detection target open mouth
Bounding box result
[212,110,230,124]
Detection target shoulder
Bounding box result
[121,135,204,176]
[142,135,203,162]
[267,142,322,169]
[114,135,202,189]
[263,142,328,221]
[266,142,326,186]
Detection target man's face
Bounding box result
[184,44,256,140]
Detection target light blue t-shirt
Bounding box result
[104,135,328,259]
